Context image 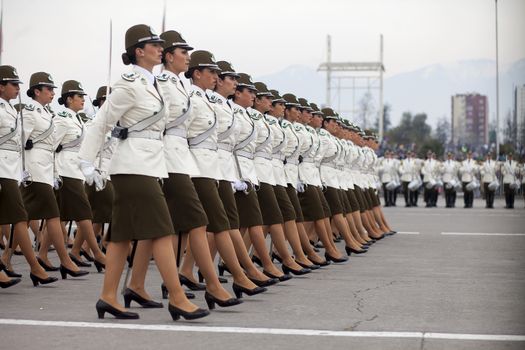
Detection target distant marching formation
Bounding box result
[1,23,398,322]
[378,149,524,209]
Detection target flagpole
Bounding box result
[161,0,167,33]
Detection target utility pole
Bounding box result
[326,35,331,107]
[379,34,384,141]
[495,0,500,158]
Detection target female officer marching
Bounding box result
[79,24,208,321]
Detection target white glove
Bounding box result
[80,159,97,186]
[296,181,306,193]
[232,180,248,192]
[21,170,32,182]
[53,177,62,190]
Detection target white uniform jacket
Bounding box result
[441,159,459,183]
[0,98,22,181]
[54,108,85,180]
[23,101,56,186]
[459,159,478,183]
[79,67,168,178]
[501,160,518,184]
[250,108,276,186]
[233,105,258,185]
[157,71,199,177]
[267,115,288,187]
[210,93,240,182]
[480,160,497,183]
[318,128,339,189]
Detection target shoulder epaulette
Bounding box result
[293,124,303,131]
[24,104,35,112]
[121,72,139,82]
[318,128,327,136]
[156,73,169,82]
[57,111,71,118]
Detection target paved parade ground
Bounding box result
[1,198,524,350]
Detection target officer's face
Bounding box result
[35,86,55,105]
[285,106,300,122]
[0,82,20,100]
[199,68,219,90]
[138,43,163,66]
[259,96,272,112]
[217,75,237,95]
[68,94,85,112]
[235,88,255,108]
[310,115,322,128]
[270,102,285,117]
[300,109,312,124]
[170,48,190,73]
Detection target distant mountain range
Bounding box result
[255,58,525,128]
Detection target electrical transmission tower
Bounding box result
[318,34,385,140]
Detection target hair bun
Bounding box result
[121,52,131,65]
[57,96,65,105]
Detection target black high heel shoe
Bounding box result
[161,283,195,300]
[232,283,267,299]
[68,253,92,267]
[94,260,105,273]
[37,257,59,272]
[96,299,139,319]
[251,255,263,267]
[263,270,293,282]
[324,253,348,263]
[80,249,95,262]
[59,265,89,279]
[0,278,21,288]
[204,291,242,309]
[30,273,58,287]
[168,303,209,321]
[271,253,283,264]
[123,288,163,308]
[249,277,279,287]
[0,261,22,278]
[345,246,367,256]
[217,262,232,277]
[282,264,311,276]
[296,261,321,270]
[198,270,227,284]
[179,274,205,291]
[309,240,320,253]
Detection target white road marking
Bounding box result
[0,319,524,341]
[441,232,525,236]
[396,231,420,235]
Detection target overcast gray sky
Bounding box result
[2,0,524,106]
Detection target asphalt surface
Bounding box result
[1,197,524,350]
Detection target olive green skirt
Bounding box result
[57,177,93,221]
[298,185,325,222]
[85,181,114,223]
[256,183,284,226]
[0,178,28,224]
[274,185,296,222]
[316,186,331,218]
[346,190,360,213]
[163,173,208,233]
[110,175,174,242]
[323,186,344,215]
[234,186,264,228]
[338,189,351,214]
[192,177,230,233]
[286,185,304,222]
[218,180,240,230]
[21,181,60,219]
[353,186,367,213]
